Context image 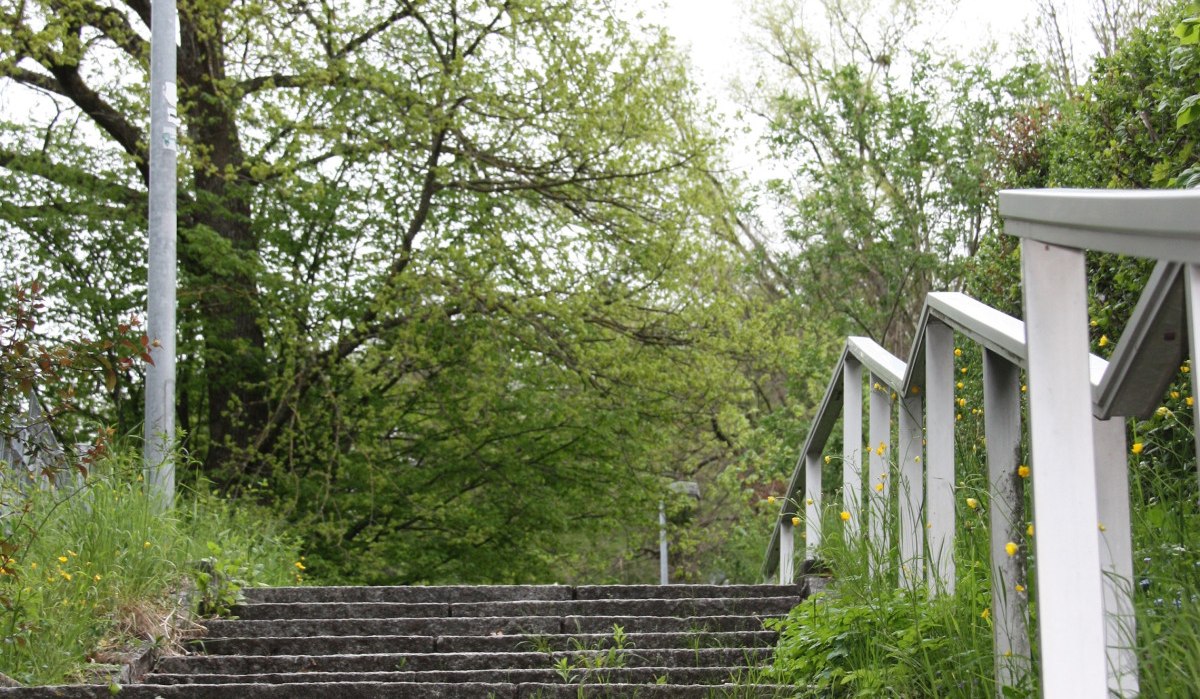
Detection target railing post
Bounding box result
[898,390,923,590]
[805,451,822,559]
[1187,264,1200,492]
[925,320,956,596]
[868,373,892,577]
[779,519,795,585]
[1021,239,1109,697]
[1094,416,1138,696]
[982,349,1031,694]
[843,356,863,541]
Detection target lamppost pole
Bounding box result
[145,0,177,509]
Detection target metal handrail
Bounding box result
[766,188,1200,697]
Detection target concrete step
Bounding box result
[153,648,771,675]
[144,666,755,685]
[187,630,779,656]
[243,584,806,604]
[228,596,804,621]
[0,682,795,698]
[201,613,775,638]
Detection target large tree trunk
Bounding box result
[178,6,268,480]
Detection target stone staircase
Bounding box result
[0,582,813,698]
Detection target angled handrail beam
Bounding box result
[847,337,906,391]
[1094,261,1187,420]
[761,347,848,581]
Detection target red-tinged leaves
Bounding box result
[140,352,155,366]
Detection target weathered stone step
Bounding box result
[154,647,770,675]
[243,584,805,604]
[145,666,753,685]
[229,596,803,621]
[188,630,779,656]
[202,613,774,638]
[0,682,793,698]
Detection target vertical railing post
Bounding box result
[1186,264,1200,492]
[982,350,1031,694]
[925,321,956,596]
[898,390,923,590]
[843,357,863,541]
[1094,416,1138,695]
[1021,239,1109,696]
[780,520,795,585]
[868,373,892,577]
[805,451,822,559]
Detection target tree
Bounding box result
[0,0,780,581]
[744,0,1050,353]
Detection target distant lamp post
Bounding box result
[659,480,701,585]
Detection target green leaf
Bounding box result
[1177,94,1200,127]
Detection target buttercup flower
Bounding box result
[1017,465,1030,478]
[791,516,800,527]
[966,498,978,510]
[1131,442,1144,455]
[1005,541,1019,557]
[840,511,851,522]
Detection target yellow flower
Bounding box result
[1098,523,1107,532]
[875,442,886,455]
[93,574,101,582]
[1017,465,1030,479]
[911,385,921,395]
[806,498,813,506]
[824,455,831,464]
[981,608,990,620]
[1189,397,1195,407]
[1089,318,1098,327]
[1171,391,1180,400]
[1005,541,1018,557]
[67,550,77,557]
[143,541,152,548]
[1156,406,1171,418]
[59,570,72,581]
[767,495,776,505]
[1098,335,1109,347]
[874,483,884,492]
[957,397,967,408]
[956,413,962,421]
[1183,364,1191,374]
[1020,384,1027,393]
[57,556,68,564]
[839,511,851,522]
[956,381,964,390]
[873,382,882,391]
[1015,584,1025,593]
[1131,442,1144,455]
[966,498,978,510]
[1027,524,1034,537]
[961,367,967,375]
[294,561,306,571]
[954,348,963,357]
[30,563,37,571]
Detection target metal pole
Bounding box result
[145,0,177,510]
[659,501,668,585]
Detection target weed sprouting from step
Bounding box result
[550,623,636,685]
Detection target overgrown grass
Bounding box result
[762,363,1200,697]
[0,442,303,685]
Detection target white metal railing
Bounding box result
[765,188,1200,698]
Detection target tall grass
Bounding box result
[0,443,302,685]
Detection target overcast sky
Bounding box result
[629,0,1098,187]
